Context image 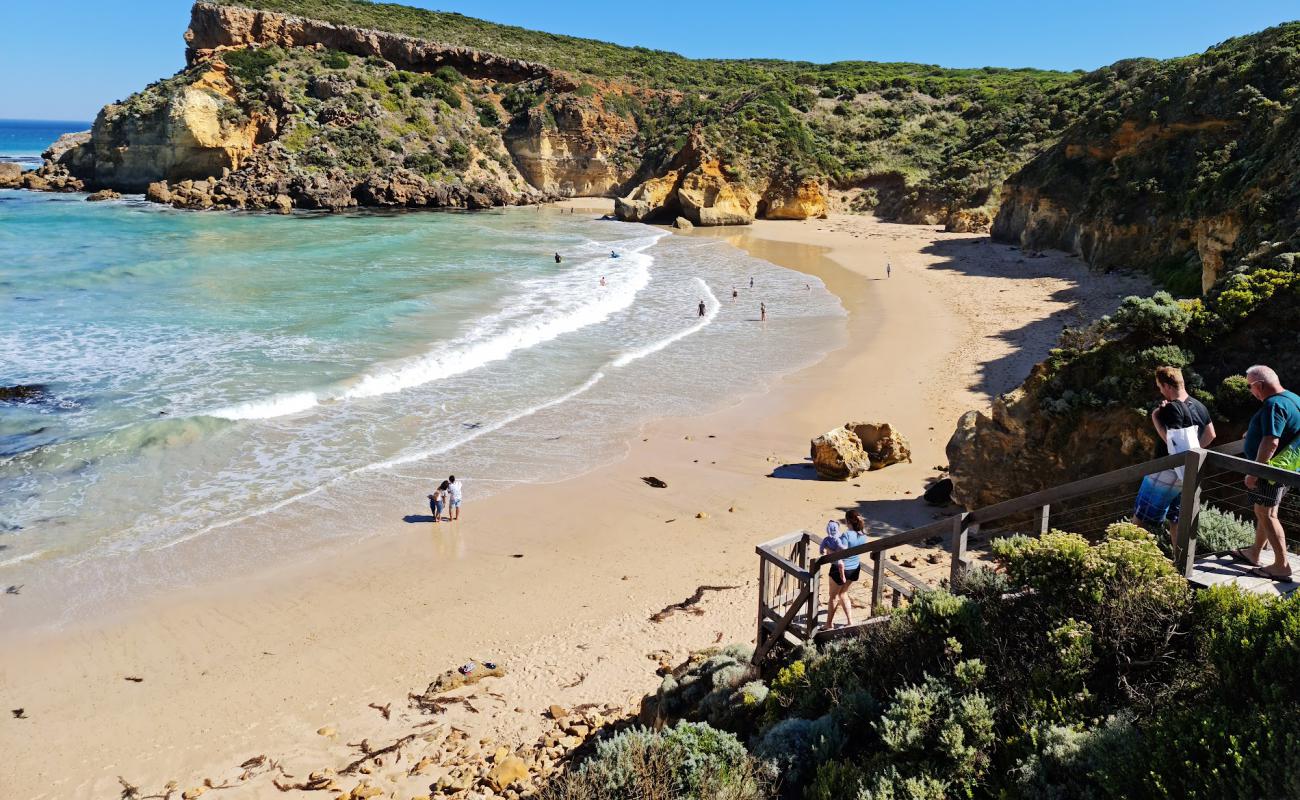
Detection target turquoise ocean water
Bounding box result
[0,119,89,167]
[0,187,844,622]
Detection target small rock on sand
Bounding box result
[548,704,567,720]
[317,725,336,736]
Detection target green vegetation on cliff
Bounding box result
[553,524,1300,799]
[212,0,1093,218]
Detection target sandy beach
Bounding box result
[0,205,1151,799]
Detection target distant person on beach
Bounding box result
[732,287,738,302]
[698,299,706,317]
[886,262,892,278]
[1131,366,1215,539]
[554,252,562,263]
[447,474,463,521]
[427,480,449,522]
[805,283,811,291]
[749,276,754,289]
[760,302,766,322]
[1235,365,1300,580]
[610,251,619,259]
[600,276,606,287]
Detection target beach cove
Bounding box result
[0,200,1153,799]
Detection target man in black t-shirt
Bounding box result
[1134,366,1216,533]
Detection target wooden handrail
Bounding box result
[810,517,955,568]
[1204,450,1300,485]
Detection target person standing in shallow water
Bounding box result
[698,299,706,317]
[760,302,766,322]
[732,287,738,302]
[554,252,561,263]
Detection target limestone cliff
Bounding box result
[29,1,826,220]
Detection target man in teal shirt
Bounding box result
[1238,365,1300,580]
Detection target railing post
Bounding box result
[755,553,768,661]
[1175,449,1208,578]
[950,514,970,585]
[1039,504,1050,535]
[871,552,886,609]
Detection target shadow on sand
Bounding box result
[403,514,438,523]
[769,463,821,481]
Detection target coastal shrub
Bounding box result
[444,139,471,170]
[1109,291,1194,340]
[223,45,285,84]
[861,666,995,797]
[1215,374,1255,419]
[1193,506,1255,552]
[322,49,350,69]
[752,714,844,788]
[646,645,763,733]
[548,722,765,800]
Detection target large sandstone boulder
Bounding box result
[85,189,121,202]
[0,162,21,188]
[810,426,871,480]
[677,161,756,226]
[42,130,92,166]
[761,177,829,220]
[944,207,993,233]
[614,169,681,222]
[846,422,912,470]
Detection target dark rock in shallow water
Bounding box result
[0,384,49,403]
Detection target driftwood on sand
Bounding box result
[650,585,738,623]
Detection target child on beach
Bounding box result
[447,474,463,520]
[427,481,449,522]
[820,511,868,631]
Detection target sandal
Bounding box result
[1248,566,1294,582]
[1227,548,1261,566]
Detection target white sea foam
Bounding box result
[208,390,321,421]
[158,369,609,549]
[612,278,720,367]
[202,232,664,420]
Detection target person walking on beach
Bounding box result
[427,480,449,522]
[554,252,562,263]
[1131,366,1215,539]
[447,474,463,521]
[760,302,766,322]
[749,276,754,289]
[698,299,707,318]
[1235,365,1300,580]
[732,287,738,302]
[886,262,892,279]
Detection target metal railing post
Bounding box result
[1175,449,1208,578]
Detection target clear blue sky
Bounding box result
[2,0,1297,121]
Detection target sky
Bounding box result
[2,0,1298,120]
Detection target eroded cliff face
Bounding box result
[992,117,1249,293]
[945,364,1158,508]
[33,1,828,221]
[60,63,265,192]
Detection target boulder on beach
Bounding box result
[85,189,121,202]
[810,426,871,479]
[847,421,912,470]
[811,422,911,479]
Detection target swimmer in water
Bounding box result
[554,252,562,263]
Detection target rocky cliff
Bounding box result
[20,1,832,220]
[992,26,1300,294]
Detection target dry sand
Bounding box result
[0,206,1150,799]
